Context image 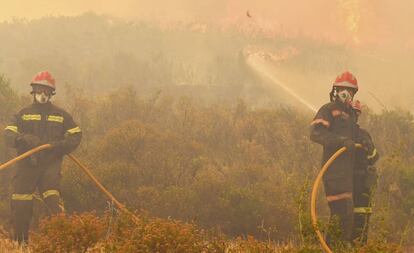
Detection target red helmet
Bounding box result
[352,100,362,113]
[333,71,358,92]
[30,71,56,91]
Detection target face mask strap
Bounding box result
[329,87,338,102]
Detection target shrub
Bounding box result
[103,213,225,253]
[31,212,105,253]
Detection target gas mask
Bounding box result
[34,92,51,104]
[337,89,353,104]
[31,84,54,104]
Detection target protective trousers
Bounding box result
[324,178,354,246]
[352,171,372,244]
[11,159,63,243]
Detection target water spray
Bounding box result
[246,54,318,113]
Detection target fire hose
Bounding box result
[310,144,362,253]
[0,144,139,222]
[2,143,363,249]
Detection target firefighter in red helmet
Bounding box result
[4,71,82,244]
[310,71,359,246]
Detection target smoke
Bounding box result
[1,1,413,47]
[1,1,414,112]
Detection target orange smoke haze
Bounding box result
[1,1,414,112]
[1,0,413,47]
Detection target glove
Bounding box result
[17,134,42,149]
[342,138,356,153]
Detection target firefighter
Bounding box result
[4,71,82,244]
[351,100,379,244]
[310,71,359,246]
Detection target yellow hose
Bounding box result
[0,144,139,222]
[0,144,52,171]
[67,154,139,222]
[310,144,362,253]
[3,143,363,243]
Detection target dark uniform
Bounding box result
[352,127,379,244]
[310,100,358,243]
[4,102,81,243]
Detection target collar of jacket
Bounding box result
[32,101,53,110]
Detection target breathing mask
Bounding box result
[337,89,353,104]
[34,92,50,104]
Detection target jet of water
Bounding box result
[246,54,318,113]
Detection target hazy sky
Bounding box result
[1,0,414,47]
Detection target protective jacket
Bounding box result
[310,100,358,180]
[5,102,81,161]
[354,127,379,172]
